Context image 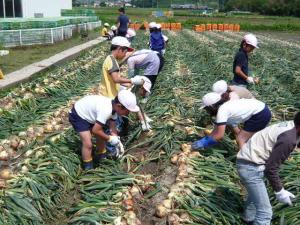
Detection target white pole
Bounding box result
[51,28,54,44]
[3,0,6,18]
[19,30,22,45]
[61,27,64,40]
[12,0,15,17]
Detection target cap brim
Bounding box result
[200,105,206,109]
[127,105,140,112]
[127,47,134,52]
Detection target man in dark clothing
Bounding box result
[117,8,129,37]
[236,112,300,225]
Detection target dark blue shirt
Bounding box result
[232,48,248,85]
[150,31,165,53]
[117,14,129,32]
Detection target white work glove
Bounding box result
[275,188,295,206]
[115,141,125,159]
[246,76,255,84]
[141,120,151,131]
[130,76,144,85]
[108,135,121,146]
[145,115,153,123]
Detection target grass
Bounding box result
[93,7,300,31]
[0,29,101,74]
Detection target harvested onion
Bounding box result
[0,168,12,180]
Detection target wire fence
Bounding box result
[0,21,102,47]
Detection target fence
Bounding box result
[0,21,102,47]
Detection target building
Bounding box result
[0,0,72,18]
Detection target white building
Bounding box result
[0,0,72,18]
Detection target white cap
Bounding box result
[111,25,117,30]
[163,35,168,42]
[243,33,259,48]
[118,90,140,112]
[200,92,221,109]
[104,23,109,27]
[126,28,136,38]
[141,76,152,93]
[212,80,228,94]
[149,22,157,28]
[155,23,161,29]
[111,36,134,51]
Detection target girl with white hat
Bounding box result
[192,92,271,150]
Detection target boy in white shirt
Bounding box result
[69,90,139,170]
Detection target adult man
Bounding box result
[99,36,144,99]
[212,80,255,100]
[236,112,300,225]
[117,7,129,37]
[127,49,162,88]
[69,90,140,170]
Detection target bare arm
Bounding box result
[111,71,132,84]
[235,65,248,80]
[92,123,110,141]
[211,124,226,141]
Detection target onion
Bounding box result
[43,78,49,84]
[51,121,57,126]
[0,151,9,161]
[6,148,16,158]
[162,199,172,209]
[1,139,10,145]
[25,150,33,157]
[21,166,28,174]
[181,143,191,154]
[24,158,31,165]
[18,131,27,138]
[54,124,61,131]
[168,213,181,225]
[53,111,61,117]
[156,204,168,218]
[167,121,175,127]
[0,168,12,180]
[44,124,54,133]
[130,186,140,197]
[177,155,186,164]
[204,129,212,135]
[171,154,178,164]
[23,92,34,99]
[188,151,201,158]
[35,151,45,158]
[123,199,134,211]
[0,145,4,152]
[18,140,26,149]
[10,137,20,150]
[0,179,6,189]
[180,212,190,221]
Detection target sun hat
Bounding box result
[200,92,222,109]
[104,23,109,27]
[141,76,152,93]
[212,80,228,94]
[149,22,157,29]
[243,33,259,48]
[118,90,140,112]
[111,36,134,52]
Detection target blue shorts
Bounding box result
[244,105,271,132]
[69,107,94,132]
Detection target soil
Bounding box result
[128,149,178,225]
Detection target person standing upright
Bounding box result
[117,7,129,37]
[232,34,259,88]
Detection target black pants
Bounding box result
[144,75,158,89]
[117,29,127,37]
[157,53,165,73]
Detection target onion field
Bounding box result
[0,30,299,225]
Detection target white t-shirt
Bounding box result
[74,95,117,124]
[215,98,265,127]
